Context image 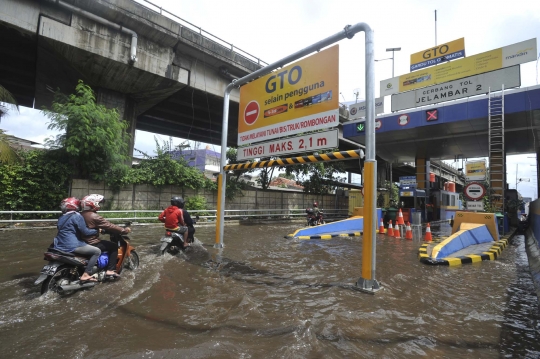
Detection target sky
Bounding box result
[1,0,539,198]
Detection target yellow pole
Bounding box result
[362,161,374,280]
[214,174,222,246]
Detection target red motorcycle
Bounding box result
[35,222,139,295]
[306,208,324,226]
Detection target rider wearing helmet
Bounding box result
[175,197,196,245]
[80,194,131,278]
[54,197,100,283]
[158,196,188,248]
[312,201,322,225]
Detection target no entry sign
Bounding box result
[464,182,486,200]
[244,101,260,125]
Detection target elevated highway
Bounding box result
[0,0,264,149]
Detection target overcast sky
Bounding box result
[1,0,539,198]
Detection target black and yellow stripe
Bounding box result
[224,149,362,171]
[285,232,363,240]
[418,231,514,266]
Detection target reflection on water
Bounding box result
[0,223,539,358]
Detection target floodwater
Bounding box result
[0,223,539,358]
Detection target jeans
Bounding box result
[73,245,101,274]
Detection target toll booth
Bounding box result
[398,184,427,223]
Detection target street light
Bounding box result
[375,47,401,77]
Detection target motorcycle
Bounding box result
[35,222,139,295]
[160,216,199,255]
[306,208,324,226]
[160,226,194,255]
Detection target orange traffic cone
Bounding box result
[387,220,394,236]
[425,222,433,241]
[379,218,385,234]
[397,208,405,225]
[405,221,413,240]
[394,223,401,239]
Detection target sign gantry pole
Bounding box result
[217,23,379,293]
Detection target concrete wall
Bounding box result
[70,179,348,211]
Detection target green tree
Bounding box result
[286,159,345,194]
[0,149,71,213]
[0,84,21,164]
[42,80,131,183]
[127,138,211,190]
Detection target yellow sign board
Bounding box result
[410,38,465,71]
[382,38,537,96]
[465,161,487,181]
[238,45,339,145]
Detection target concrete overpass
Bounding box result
[0,0,266,151]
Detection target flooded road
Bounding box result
[1,223,539,358]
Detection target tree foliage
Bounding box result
[0,84,21,165]
[285,157,346,194]
[125,138,213,190]
[42,80,131,183]
[0,149,71,212]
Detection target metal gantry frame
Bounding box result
[216,23,380,293]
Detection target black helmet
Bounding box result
[171,196,185,208]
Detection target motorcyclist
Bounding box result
[53,197,100,283]
[313,202,323,224]
[80,194,131,278]
[158,196,189,249]
[177,197,196,244]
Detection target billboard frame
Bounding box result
[218,23,379,293]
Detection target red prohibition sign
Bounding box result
[244,101,260,125]
[398,114,410,126]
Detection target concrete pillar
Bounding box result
[96,88,136,158]
[415,157,427,190]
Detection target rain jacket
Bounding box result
[53,211,98,252]
[158,205,185,230]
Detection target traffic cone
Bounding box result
[425,222,433,241]
[394,223,401,239]
[405,222,413,240]
[387,220,394,236]
[379,218,385,234]
[397,208,405,225]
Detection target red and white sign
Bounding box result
[237,129,339,161]
[398,114,410,126]
[464,182,486,200]
[375,119,382,130]
[244,101,260,125]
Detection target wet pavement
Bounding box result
[0,222,539,358]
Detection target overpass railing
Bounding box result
[0,209,349,225]
[135,0,268,67]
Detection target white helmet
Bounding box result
[81,194,104,211]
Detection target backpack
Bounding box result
[97,252,109,269]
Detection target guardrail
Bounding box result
[135,0,268,67]
[0,209,349,224]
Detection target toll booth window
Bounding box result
[443,194,450,206]
[451,195,455,206]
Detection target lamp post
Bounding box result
[375,47,401,77]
